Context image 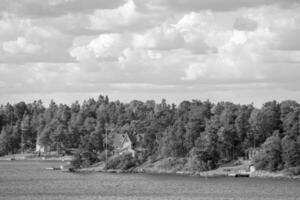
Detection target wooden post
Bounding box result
[105,124,108,171]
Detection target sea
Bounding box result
[0,160,299,200]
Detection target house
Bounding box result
[112,133,136,157]
[35,141,48,154]
[35,135,49,154]
[112,132,145,157]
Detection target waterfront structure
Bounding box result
[112,133,136,157]
[112,132,145,157]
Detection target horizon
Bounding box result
[1,92,298,109]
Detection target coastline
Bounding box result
[1,154,299,179]
[76,159,300,179]
[0,153,73,162]
[78,166,300,179]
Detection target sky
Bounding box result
[0,0,300,107]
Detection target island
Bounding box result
[1,96,299,179]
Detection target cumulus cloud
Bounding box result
[273,28,300,51]
[150,0,300,12]
[2,37,40,54]
[0,15,74,63]
[0,0,126,18]
[70,34,131,71]
[179,6,300,85]
[1,0,300,105]
[233,17,258,31]
[88,0,142,31]
[174,12,229,53]
[71,34,126,60]
[133,25,185,50]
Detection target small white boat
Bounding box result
[228,173,236,177]
[45,165,64,170]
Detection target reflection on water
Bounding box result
[0,160,299,200]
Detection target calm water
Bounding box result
[0,161,299,200]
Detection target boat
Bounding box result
[228,173,236,177]
[45,165,64,170]
[228,171,250,177]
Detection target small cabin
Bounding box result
[112,133,136,157]
[35,142,49,154]
[35,135,50,154]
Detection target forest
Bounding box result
[0,95,299,173]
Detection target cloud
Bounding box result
[118,48,162,73]
[88,0,143,31]
[70,34,130,71]
[273,28,300,51]
[1,1,300,106]
[71,5,300,90]
[244,6,300,51]
[133,25,185,50]
[150,0,300,12]
[0,0,126,18]
[233,17,258,31]
[110,83,176,90]
[174,12,229,53]
[0,15,74,63]
[2,37,40,54]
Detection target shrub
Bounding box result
[106,155,122,169]
[285,166,300,176]
[98,150,112,162]
[253,151,268,170]
[186,148,217,171]
[254,133,283,171]
[118,155,138,170]
[70,152,82,169]
[106,153,139,170]
[80,151,99,168]
[70,150,99,169]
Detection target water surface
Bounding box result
[0,160,299,200]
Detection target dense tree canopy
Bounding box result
[0,96,299,171]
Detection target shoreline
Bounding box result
[1,154,299,179]
[77,167,300,180]
[77,162,300,180]
[0,153,73,162]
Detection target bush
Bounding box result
[254,151,284,172]
[187,157,216,171]
[98,150,112,162]
[106,155,122,169]
[253,152,268,170]
[285,166,300,176]
[80,151,99,167]
[254,133,283,171]
[70,150,99,169]
[106,153,139,170]
[187,148,218,171]
[70,153,82,169]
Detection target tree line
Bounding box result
[0,96,299,171]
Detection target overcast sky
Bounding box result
[0,0,300,107]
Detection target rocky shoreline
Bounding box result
[78,166,300,179]
[76,159,300,179]
[1,154,299,179]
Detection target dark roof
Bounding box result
[112,132,144,149]
[113,134,125,149]
[113,133,134,149]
